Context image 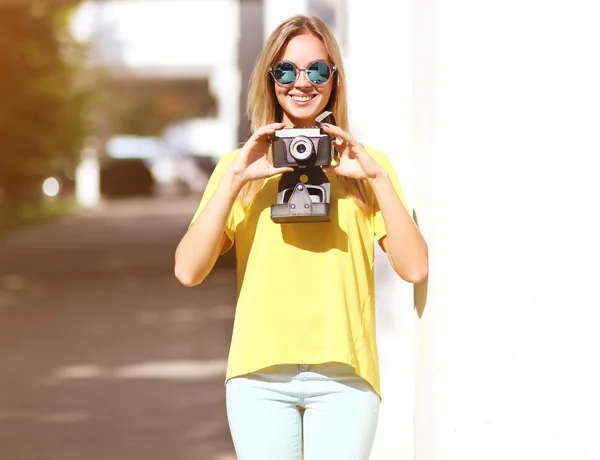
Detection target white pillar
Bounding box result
[75,144,101,209]
[413,1,600,460]
[263,0,309,42]
[345,1,415,459]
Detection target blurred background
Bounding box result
[5,2,600,460]
[0,1,343,459]
[0,0,344,218]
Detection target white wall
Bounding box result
[345,2,416,460]
[263,0,309,42]
[413,1,600,459]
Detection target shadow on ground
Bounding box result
[0,197,237,460]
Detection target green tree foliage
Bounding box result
[0,2,89,209]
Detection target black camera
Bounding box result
[271,126,332,167]
[269,111,335,224]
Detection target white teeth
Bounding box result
[291,95,313,101]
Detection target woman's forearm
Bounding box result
[368,172,429,283]
[174,170,244,287]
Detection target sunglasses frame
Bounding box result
[269,60,337,86]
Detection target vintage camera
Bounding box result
[271,126,332,167]
[270,111,335,224]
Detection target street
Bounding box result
[0,197,237,460]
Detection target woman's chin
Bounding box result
[284,109,323,127]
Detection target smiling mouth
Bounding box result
[290,95,316,102]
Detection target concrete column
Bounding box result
[345,2,415,459]
[209,0,241,154]
[238,0,263,142]
[413,1,600,460]
[263,0,309,42]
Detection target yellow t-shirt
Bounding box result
[190,146,410,398]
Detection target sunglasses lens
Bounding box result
[273,62,297,85]
[307,61,332,84]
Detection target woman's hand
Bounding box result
[229,123,293,185]
[320,123,385,181]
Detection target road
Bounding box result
[0,197,237,460]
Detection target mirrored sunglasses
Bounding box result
[269,60,337,86]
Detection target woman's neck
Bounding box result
[282,115,316,128]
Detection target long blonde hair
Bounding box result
[239,15,370,211]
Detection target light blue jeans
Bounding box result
[225,362,380,460]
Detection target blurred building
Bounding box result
[71,1,241,204]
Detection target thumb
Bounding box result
[323,165,338,175]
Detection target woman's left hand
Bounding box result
[320,123,385,180]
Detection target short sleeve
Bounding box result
[189,150,240,253]
[368,147,413,249]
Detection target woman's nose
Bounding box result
[294,69,312,88]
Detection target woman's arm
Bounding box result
[174,122,292,287]
[368,172,429,283]
[174,170,243,287]
[320,123,428,283]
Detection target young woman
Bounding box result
[175,14,428,460]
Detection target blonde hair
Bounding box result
[239,15,371,211]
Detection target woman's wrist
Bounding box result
[366,167,389,186]
[221,167,247,193]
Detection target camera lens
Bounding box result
[290,136,313,161]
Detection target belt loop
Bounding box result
[298,364,308,377]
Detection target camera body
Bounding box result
[269,112,335,223]
[271,126,333,167]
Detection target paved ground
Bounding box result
[0,197,238,460]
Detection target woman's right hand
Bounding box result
[228,123,294,184]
